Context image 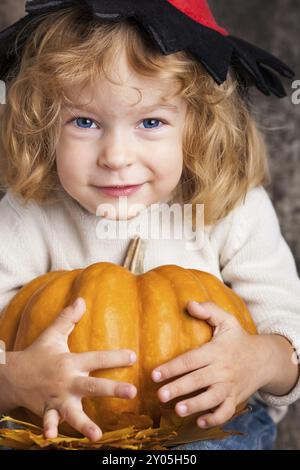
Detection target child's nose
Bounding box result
[99,151,135,171]
[98,132,136,170]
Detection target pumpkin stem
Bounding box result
[122,236,147,274]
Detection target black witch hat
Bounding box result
[0,0,295,98]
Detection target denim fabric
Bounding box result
[170,398,277,450]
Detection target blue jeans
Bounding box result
[170,398,277,450]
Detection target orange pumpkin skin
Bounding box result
[0,262,257,434]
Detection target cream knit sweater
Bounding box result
[1,185,300,424]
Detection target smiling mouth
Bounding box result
[94,183,145,197]
[99,184,143,188]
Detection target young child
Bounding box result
[0,1,300,451]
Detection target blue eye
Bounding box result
[73,117,97,129]
[69,117,165,130]
[140,119,164,129]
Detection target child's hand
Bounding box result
[12,298,137,441]
[151,301,269,429]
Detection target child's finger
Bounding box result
[72,376,137,399]
[44,297,86,341]
[157,365,217,404]
[175,382,228,417]
[74,349,137,372]
[196,395,236,429]
[187,301,238,329]
[43,408,60,439]
[151,342,212,383]
[60,403,102,442]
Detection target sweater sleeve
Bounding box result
[220,186,300,407]
[0,191,49,314]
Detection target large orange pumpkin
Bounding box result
[0,236,257,446]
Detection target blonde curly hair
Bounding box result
[0,5,270,226]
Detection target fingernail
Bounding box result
[130,352,137,363]
[198,419,207,428]
[152,370,162,382]
[74,297,83,308]
[160,389,170,401]
[177,404,188,416]
[194,302,206,313]
[121,385,134,398]
[89,426,101,441]
[44,427,56,439]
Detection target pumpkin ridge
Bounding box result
[159,268,185,361]
[81,264,121,355]
[184,267,212,301]
[164,266,211,354]
[152,268,182,353]
[136,268,181,425]
[0,271,65,349]
[14,269,81,349]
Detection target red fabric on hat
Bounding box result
[166,0,229,36]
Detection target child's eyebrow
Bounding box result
[133,104,179,114]
[67,103,179,116]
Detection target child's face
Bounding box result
[56,50,187,219]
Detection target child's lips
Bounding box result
[94,183,145,197]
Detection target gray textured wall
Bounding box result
[211,0,300,274]
[0,0,299,449]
